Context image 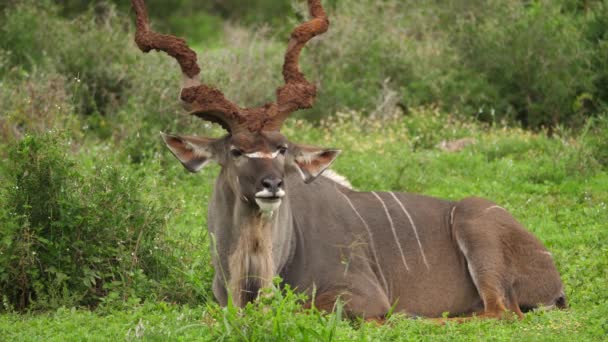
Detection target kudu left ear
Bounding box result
[161,132,217,173]
[292,145,341,183]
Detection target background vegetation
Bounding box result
[0,0,606,340]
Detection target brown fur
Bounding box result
[449,197,565,320]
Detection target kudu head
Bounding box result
[132,0,338,213]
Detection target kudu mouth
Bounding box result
[255,189,286,213]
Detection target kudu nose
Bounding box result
[261,177,283,194]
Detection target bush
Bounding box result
[0,133,171,310]
[0,71,80,144]
[304,0,415,120]
[1,2,137,117]
[451,0,595,128]
[584,1,608,110]
[2,0,606,150]
[302,0,606,129]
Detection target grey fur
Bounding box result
[208,173,565,318]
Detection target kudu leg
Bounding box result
[304,278,391,320]
[426,288,523,324]
[451,196,565,320]
[450,197,526,320]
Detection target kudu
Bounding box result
[131,0,566,320]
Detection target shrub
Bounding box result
[304,0,603,128]
[450,0,596,128]
[0,71,80,145]
[584,1,608,110]
[305,0,437,121]
[0,1,50,71]
[57,0,293,29]
[1,2,137,117]
[0,1,201,153]
[2,0,606,147]
[0,133,171,310]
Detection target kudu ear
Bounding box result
[161,132,217,173]
[292,145,341,184]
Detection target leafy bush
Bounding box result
[584,1,608,109]
[0,133,171,310]
[0,71,80,144]
[1,2,136,117]
[305,0,605,128]
[304,1,413,120]
[451,0,595,128]
[4,0,607,133]
[56,0,293,29]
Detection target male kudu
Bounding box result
[131,0,566,320]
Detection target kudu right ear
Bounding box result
[292,144,341,184]
[161,132,217,173]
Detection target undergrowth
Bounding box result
[1,109,606,339]
[0,133,212,311]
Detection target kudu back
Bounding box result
[131,0,565,320]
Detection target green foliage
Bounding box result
[451,0,595,128]
[167,12,223,47]
[3,0,606,134]
[55,0,293,29]
[204,281,350,341]
[1,2,136,117]
[0,1,52,70]
[0,70,80,144]
[304,1,415,121]
[584,1,608,109]
[0,133,171,310]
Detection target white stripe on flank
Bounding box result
[450,206,456,226]
[337,189,389,293]
[371,192,410,272]
[389,192,430,270]
[484,205,505,213]
[541,251,553,257]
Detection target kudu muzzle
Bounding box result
[255,175,285,213]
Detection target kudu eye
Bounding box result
[230,149,243,158]
[278,146,288,155]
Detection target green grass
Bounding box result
[1,109,607,340]
[0,302,593,341]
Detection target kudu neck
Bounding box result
[214,174,296,277]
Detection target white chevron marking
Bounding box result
[389,192,430,270]
[372,192,410,272]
